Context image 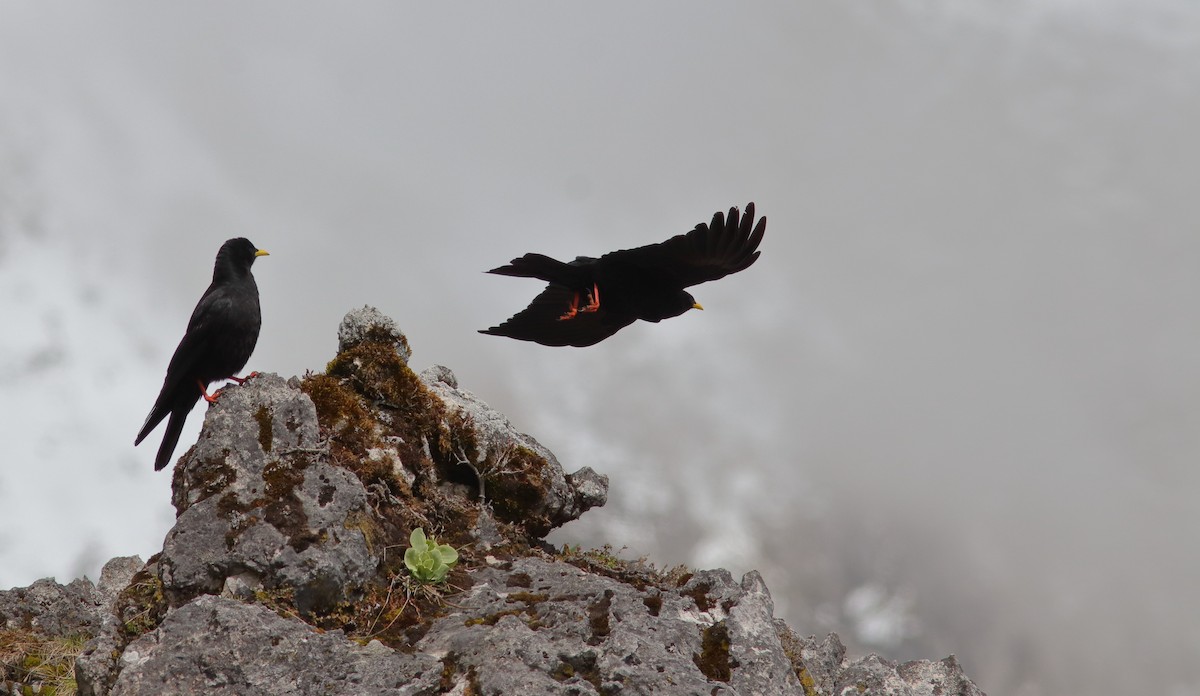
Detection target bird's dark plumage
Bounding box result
[135,238,268,470]
[480,203,766,347]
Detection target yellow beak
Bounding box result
[692,302,704,311]
[255,249,270,257]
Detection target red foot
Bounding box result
[579,283,600,313]
[228,371,260,385]
[198,379,221,404]
[558,285,601,321]
[558,292,581,321]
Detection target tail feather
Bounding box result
[154,409,189,471]
[134,406,168,446]
[487,253,588,286]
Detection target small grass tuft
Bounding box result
[116,569,167,639]
[0,629,87,695]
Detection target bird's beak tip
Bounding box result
[255,249,270,257]
[692,302,704,311]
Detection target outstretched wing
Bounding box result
[479,284,636,347]
[599,202,766,289]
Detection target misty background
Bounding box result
[2,2,1199,694]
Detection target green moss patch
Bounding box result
[693,621,733,683]
[478,445,554,534]
[254,406,274,453]
[300,374,381,467]
[326,342,440,439]
[586,590,613,645]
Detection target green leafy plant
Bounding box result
[404,527,458,583]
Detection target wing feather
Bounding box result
[597,202,765,288]
[135,281,229,442]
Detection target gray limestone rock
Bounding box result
[0,556,144,696]
[95,556,143,612]
[417,556,802,695]
[776,624,846,694]
[76,578,150,694]
[833,652,985,696]
[108,595,441,696]
[76,624,125,696]
[419,363,457,389]
[726,571,804,695]
[338,305,412,363]
[778,627,986,696]
[67,550,984,696]
[161,373,376,615]
[895,655,985,696]
[420,364,608,536]
[72,555,150,696]
[0,576,102,636]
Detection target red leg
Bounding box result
[580,283,601,313]
[557,291,581,321]
[198,379,221,404]
[228,371,259,385]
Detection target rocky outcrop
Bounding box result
[1,556,142,695]
[163,371,376,615]
[0,557,141,639]
[420,364,608,537]
[2,308,985,695]
[416,560,806,695]
[106,596,443,695]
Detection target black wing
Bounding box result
[599,202,765,289]
[134,283,223,443]
[479,284,636,347]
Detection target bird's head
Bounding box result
[654,289,703,320]
[681,290,703,313]
[214,238,269,279]
[223,237,269,263]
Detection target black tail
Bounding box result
[136,387,199,471]
[154,409,189,471]
[134,405,167,447]
[487,253,589,287]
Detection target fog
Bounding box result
[2,2,1199,694]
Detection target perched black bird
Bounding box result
[480,203,766,347]
[135,238,269,470]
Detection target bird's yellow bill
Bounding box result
[255,249,270,257]
[692,302,704,311]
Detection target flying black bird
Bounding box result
[135,238,269,470]
[479,203,766,347]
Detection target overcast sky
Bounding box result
[2,2,1199,694]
